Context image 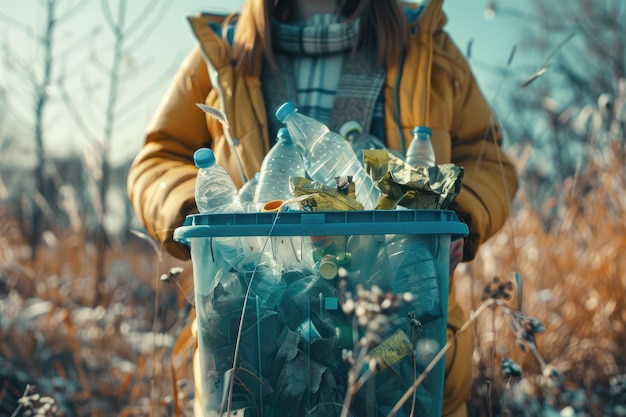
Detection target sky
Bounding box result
[0,0,536,166]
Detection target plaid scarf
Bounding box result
[263,14,385,145]
[272,13,358,56]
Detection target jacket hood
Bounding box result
[408,0,447,35]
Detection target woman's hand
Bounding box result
[449,238,464,274]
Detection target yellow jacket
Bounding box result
[128,0,518,261]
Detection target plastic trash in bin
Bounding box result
[275,102,382,209]
[254,127,306,205]
[193,148,243,214]
[238,172,259,203]
[345,234,393,292]
[339,120,388,164]
[174,209,468,417]
[406,126,436,167]
[242,260,285,310]
[386,232,445,324]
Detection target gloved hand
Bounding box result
[449,238,464,274]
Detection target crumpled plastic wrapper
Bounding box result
[289,176,363,211]
[363,149,463,209]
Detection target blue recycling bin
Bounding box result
[174,209,468,417]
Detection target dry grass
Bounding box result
[1,96,625,417]
[2,151,625,416]
[454,152,626,416]
[2,149,624,416]
[0,215,195,416]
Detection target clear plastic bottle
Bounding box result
[346,234,393,291]
[244,261,285,310]
[385,234,443,324]
[194,148,284,307]
[193,148,243,213]
[339,120,387,163]
[193,148,250,268]
[388,127,440,323]
[253,127,306,204]
[275,102,381,210]
[406,126,436,167]
[237,172,259,204]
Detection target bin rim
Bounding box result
[173,209,468,247]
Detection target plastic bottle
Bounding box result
[237,172,259,204]
[244,260,285,310]
[193,148,251,269]
[194,148,285,307]
[387,127,441,323]
[339,120,387,163]
[193,148,243,213]
[346,234,393,291]
[406,126,436,167]
[316,254,339,280]
[385,234,443,323]
[253,127,306,204]
[275,102,381,210]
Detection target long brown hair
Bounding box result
[227,0,409,75]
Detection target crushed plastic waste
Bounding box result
[188,106,466,416]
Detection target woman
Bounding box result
[128,0,519,415]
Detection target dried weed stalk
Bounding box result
[336,268,410,417]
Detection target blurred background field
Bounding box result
[1,0,625,416]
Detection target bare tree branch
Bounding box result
[0,12,42,42]
[539,32,576,70]
[116,54,182,117]
[124,0,172,51]
[100,0,123,36]
[57,77,100,142]
[1,42,39,91]
[55,26,103,61]
[54,0,88,23]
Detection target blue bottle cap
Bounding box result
[275,102,297,123]
[193,148,216,168]
[412,126,432,137]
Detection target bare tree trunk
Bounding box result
[30,0,56,259]
[94,0,126,306]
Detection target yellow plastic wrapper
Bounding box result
[289,176,356,272]
[365,329,413,372]
[289,176,364,212]
[363,149,463,210]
